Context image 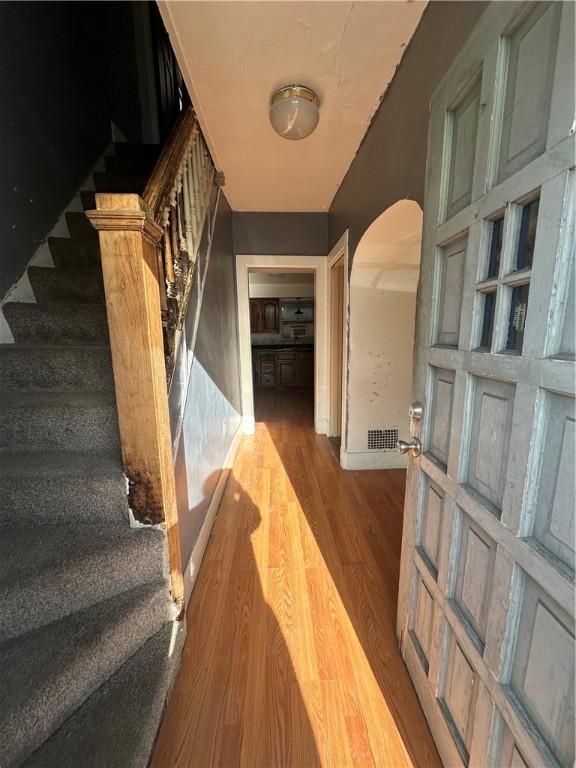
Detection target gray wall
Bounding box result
[0,2,143,296]
[195,196,242,415]
[329,1,489,261]
[233,212,329,255]
[173,194,242,566]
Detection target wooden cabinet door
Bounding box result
[397,5,575,768]
[277,358,296,387]
[297,351,314,388]
[250,299,261,332]
[261,299,279,333]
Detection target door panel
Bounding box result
[436,237,467,346]
[498,3,561,181]
[249,298,261,332]
[261,299,279,333]
[428,367,456,468]
[397,4,575,767]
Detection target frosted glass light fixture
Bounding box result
[269,85,320,140]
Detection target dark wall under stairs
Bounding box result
[0,1,143,297]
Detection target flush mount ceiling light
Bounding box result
[269,85,320,140]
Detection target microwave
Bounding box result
[283,323,313,339]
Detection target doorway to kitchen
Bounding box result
[235,255,328,435]
[249,270,315,425]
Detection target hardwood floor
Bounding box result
[151,389,441,767]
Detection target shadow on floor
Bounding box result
[151,470,321,767]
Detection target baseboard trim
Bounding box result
[242,415,255,435]
[182,426,243,604]
[315,417,329,435]
[340,449,407,470]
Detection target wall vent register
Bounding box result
[367,428,399,450]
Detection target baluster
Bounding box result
[157,239,168,314]
[163,222,176,296]
[192,136,202,244]
[186,139,199,258]
[175,170,186,255]
[180,156,194,259]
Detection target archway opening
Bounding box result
[344,200,423,469]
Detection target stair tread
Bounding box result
[0,525,166,642]
[0,342,109,352]
[28,265,102,275]
[3,300,106,309]
[2,301,109,345]
[0,449,122,478]
[22,621,184,768]
[0,450,129,526]
[0,345,114,394]
[0,389,115,407]
[0,582,174,768]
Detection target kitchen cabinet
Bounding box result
[250,298,279,333]
[297,350,314,387]
[254,352,276,387]
[277,352,296,387]
[252,347,314,389]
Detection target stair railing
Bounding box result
[87,106,215,612]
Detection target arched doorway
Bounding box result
[343,200,423,469]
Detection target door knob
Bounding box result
[397,437,422,457]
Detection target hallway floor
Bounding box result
[151,390,440,767]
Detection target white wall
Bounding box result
[344,286,416,468]
[249,281,315,298]
[248,272,315,298]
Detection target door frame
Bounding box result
[326,233,350,462]
[236,254,328,435]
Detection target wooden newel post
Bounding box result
[87,193,184,611]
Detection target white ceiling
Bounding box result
[160,1,427,212]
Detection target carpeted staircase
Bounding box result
[0,144,184,768]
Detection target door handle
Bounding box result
[397,437,421,457]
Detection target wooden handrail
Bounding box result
[86,108,216,613]
[143,106,196,221]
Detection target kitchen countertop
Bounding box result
[252,344,314,351]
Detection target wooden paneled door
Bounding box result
[397,4,575,767]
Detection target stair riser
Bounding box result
[0,402,120,452]
[66,212,98,240]
[93,172,148,193]
[104,154,158,177]
[3,304,109,345]
[28,268,104,304]
[80,190,96,211]
[0,529,167,642]
[49,237,100,269]
[0,348,114,392]
[0,585,173,768]
[0,475,128,525]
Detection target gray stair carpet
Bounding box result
[0,143,182,768]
